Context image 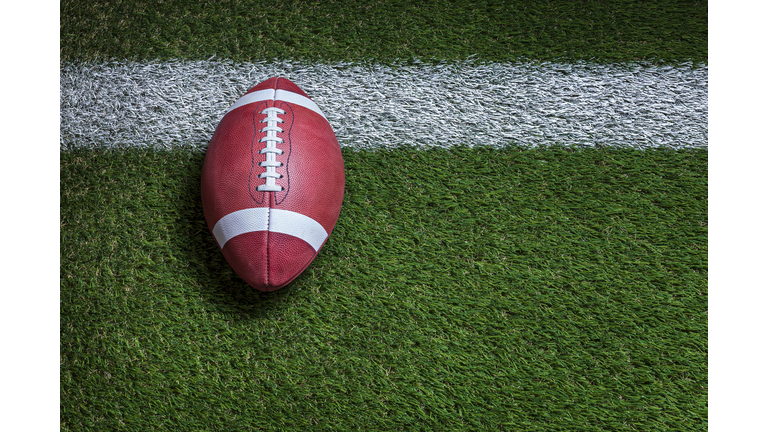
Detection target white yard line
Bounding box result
[60,59,707,150]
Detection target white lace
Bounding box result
[257,107,285,192]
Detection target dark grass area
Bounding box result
[60,0,708,64]
[61,146,707,431]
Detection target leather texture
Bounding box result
[201,77,345,291]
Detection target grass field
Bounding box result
[61,0,707,64]
[61,147,706,430]
[60,0,708,430]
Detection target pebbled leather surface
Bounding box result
[201,77,345,291]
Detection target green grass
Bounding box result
[60,0,708,429]
[61,146,707,431]
[61,0,708,64]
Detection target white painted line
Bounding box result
[226,89,275,113]
[60,60,707,150]
[274,89,327,120]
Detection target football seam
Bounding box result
[267,78,277,289]
[274,100,293,206]
[266,199,271,288]
[266,78,278,289]
[248,101,269,205]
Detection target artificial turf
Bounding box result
[60,0,708,429]
[61,146,707,431]
[60,0,707,64]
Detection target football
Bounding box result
[201,77,345,291]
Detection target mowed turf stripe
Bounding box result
[60,0,707,64]
[60,60,707,150]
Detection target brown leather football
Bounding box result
[202,77,345,291]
